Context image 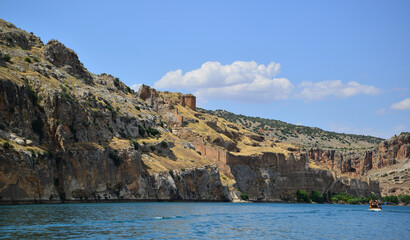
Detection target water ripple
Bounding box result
[0,203,409,239]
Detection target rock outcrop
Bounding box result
[43,39,93,84]
[227,152,379,201]
[308,132,410,195]
[0,18,383,204]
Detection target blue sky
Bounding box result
[1,0,409,138]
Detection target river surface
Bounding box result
[0,202,409,239]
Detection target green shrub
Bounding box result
[24,57,32,63]
[138,126,146,136]
[333,193,349,202]
[135,106,140,111]
[33,58,39,62]
[109,151,122,167]
[106,104,113,112]
[147,127,160,136]
[132,141,139,150]
[398,195,410,204]
[347,197,360,204]
[160,140,168,148]
[25,80,38,105]
[114,77,120,87]
[180,168,185,171]
[296,190,310,203]
[369,193,378,200]
[240,193,249,201]
[3,141,13,150]
[309,190,324,203]
[3,54,11,62]
[383,195,399,204]
[59,85,74,104]
[150,145,155,151]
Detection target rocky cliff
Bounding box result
[307,132,410,195]
[0,19,381,203]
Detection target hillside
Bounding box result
[1,18,406,203]
[200,109,384,151]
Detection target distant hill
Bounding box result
[199,109,384,151]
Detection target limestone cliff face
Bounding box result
[0,18,382,203]
[0,76,229,202]
[0,19,228,203]
[227,152,379,201]
[43,39,93,84]
[373,133,410,168]
[308,132,410,176]
[137,165,229,201]
[308,133,410,195]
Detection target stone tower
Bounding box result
[181,94,196,110]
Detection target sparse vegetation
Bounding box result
[59,85,74,104]
[160,140,168,148]
[24,57,32,63]
[138,126,146,136]
[330,192,375,204]
[109,150,122,167]
[200,108,384,149]
[3,54,11,62]
[114,77,120,88]
[3,141,13,150]
[240,193,249,201]
[147,127,160,136]
[382,195,398,204]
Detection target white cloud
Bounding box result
[391,98,410,110]
[155,61,383,103]
[131,83,142,92]
[195,77,293,102]
[297,80,381,101]
[154,61,293,102]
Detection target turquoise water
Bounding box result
[0,202,409,239]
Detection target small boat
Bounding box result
[369,199,382,211]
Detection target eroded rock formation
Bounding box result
[0,18,384,203]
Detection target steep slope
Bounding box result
[0,19,380,203]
